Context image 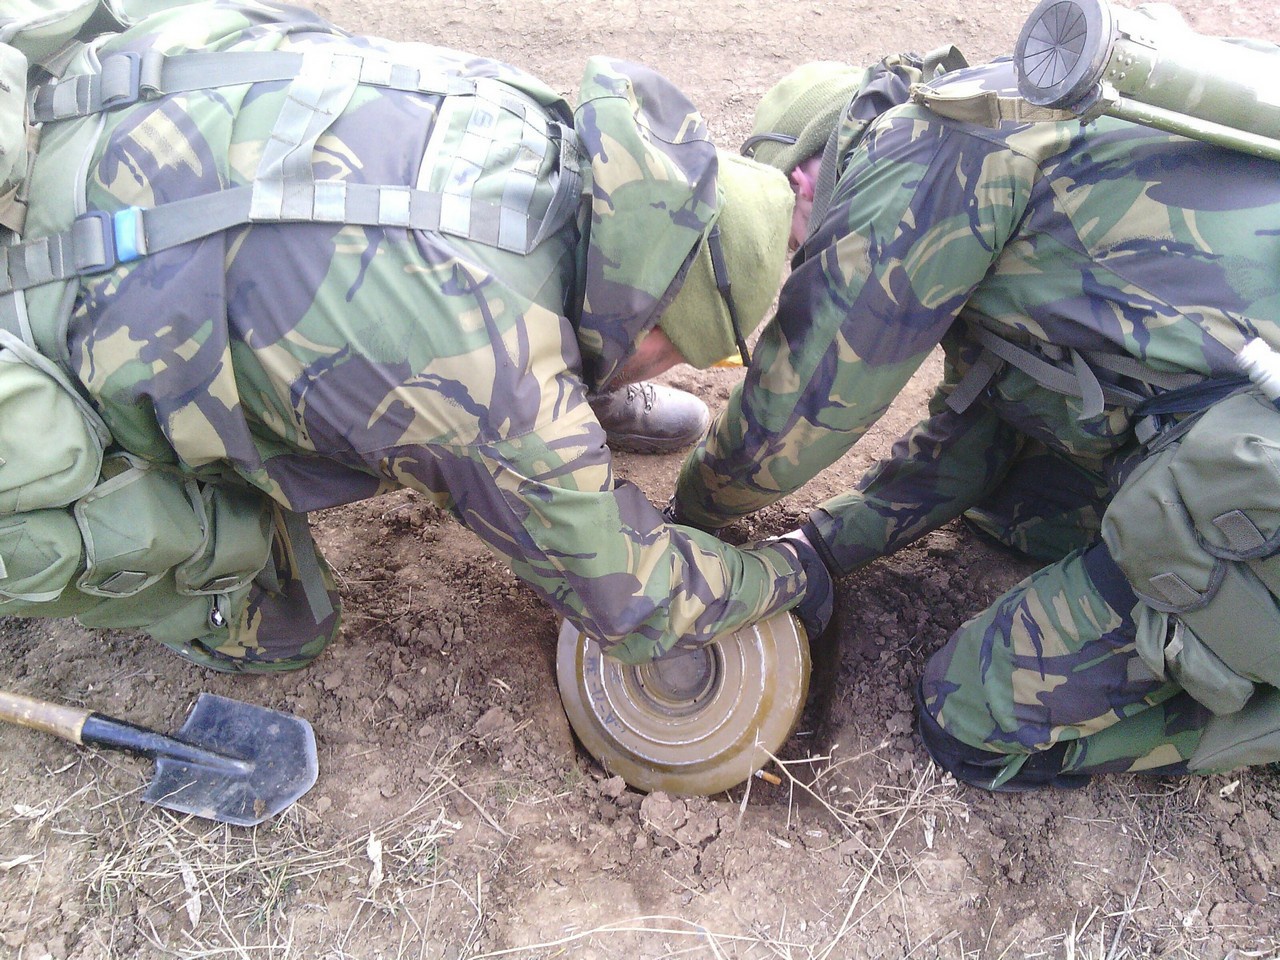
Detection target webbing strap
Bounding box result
[0,169,585,297]
[804,119,845,247]
[5,47,584,297]
[0,284,32,343]
[250,50,363,222]
[280,508,333,623]
[944,348,1002,413]
[909,85,1079,128]
[0,294,20,338]
[0,228,28,341]
[946,321,1150,418]
[529,128,583,251]
[1084,350,1202,391]
[30,49,480,123]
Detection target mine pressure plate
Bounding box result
[556,611,811,796]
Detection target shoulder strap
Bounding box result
[806,49,963,245]
[908,84,1080,128]
[2,47,583,304]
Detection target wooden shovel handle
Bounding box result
[0,691,91,744]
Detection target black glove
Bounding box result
[661,495,688,527]
[768,527,834,641]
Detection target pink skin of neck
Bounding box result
[789,154,823,251]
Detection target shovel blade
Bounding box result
[142,693,318,827]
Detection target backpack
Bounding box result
[0,0,273,660]
[0,0,590,669]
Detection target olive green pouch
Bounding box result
[0,510,85,603]
[74,455,205,598]
[176,484,274,596]
[0,334,110,605]
[1133,605,1254,716]
[0,335,107,512]
[1104,389,1280,765]
[1191,687,1280,772]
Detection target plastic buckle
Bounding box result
[99,52,142,110]
[72,211,117,275]
[72,208,145,276]
[112,207,145,263]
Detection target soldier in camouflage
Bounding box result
[669,52,1280,789]
[4,0,822,672]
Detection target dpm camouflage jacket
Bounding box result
[14,0,807,662]
[676,57,1280,573]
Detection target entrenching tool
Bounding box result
[556,611,810,796]
[0,690,318,826]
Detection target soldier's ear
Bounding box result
[789,156,820,201]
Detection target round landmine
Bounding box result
[556,612,810,795]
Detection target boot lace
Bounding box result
[626,382,656,411]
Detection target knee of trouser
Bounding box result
[913,680,1091,793]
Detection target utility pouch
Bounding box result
[0,332,292,664]
[1103,388,1280,764]
[0,337,106,512]
[1191,687,1280,773]
[1132,606,1255,716]
[74,455,205,598]
[176,484,274,596]
[0,332,109,607]
[0,510,84,603]
[74,568,249,640]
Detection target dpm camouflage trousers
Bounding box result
[919,540,1211,782]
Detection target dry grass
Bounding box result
[3,734,1277,960]
[47,744,484,960]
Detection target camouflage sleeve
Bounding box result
[806,366,1023,575]
[261,229,808,663]
[402,400,808,664]
[674,108,1039,529]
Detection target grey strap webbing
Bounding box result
[30,49,481,123]
[945,321,1159,419]
[0,168,582,296]
[804,121,844,246]
[4,47,583,300]
[280,508,334,623]
[249,49,363,223]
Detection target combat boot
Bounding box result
[588,382,711,454]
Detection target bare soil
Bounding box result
[2,1,1278,958]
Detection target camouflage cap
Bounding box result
[742,61,862,174]
[657,152,793,368]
